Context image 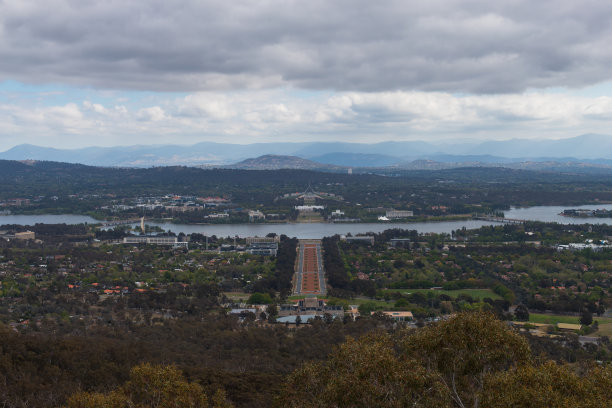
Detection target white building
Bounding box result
[246,236,280,245]
[123,236,188,248]
[386,210,414,218]
[295,205,325,211]
[206,213,229,219]
[341,235,375,245]
[248,210,266,221]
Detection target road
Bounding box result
[293,239,326,295]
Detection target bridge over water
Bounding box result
[100,218,147,228]
[474,216,526,225]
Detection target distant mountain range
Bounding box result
[223,154,612,175]
[1,134,611,169]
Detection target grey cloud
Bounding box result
[1,0,612,93]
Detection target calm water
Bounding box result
[2,203,611,239]
[133,220,495,239]
[505,203,612,224]
[0,214,99,225]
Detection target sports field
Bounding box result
[529,312,612,325]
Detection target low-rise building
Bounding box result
[246,242,278,256]
[230,308,257,315]
[206,213,229,219]
[330,209,345,217]
[389,238,411,248]
[376,311,414,321]
[1,230,36,241]
[276,314,321,324]
[248,210,265,221]
[556,243,608,252]
[123,236,188,248]
[386,210,414,218]
[278,297,344,318]
[15,231,36,240]
[246,236,280,245]
[342,235,375,245]
[348,305,360,320]
[557,323,582,332]
[295,205,325,211]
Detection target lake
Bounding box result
[2,203,611,239]
[0,214,99,225]
[130,220,496,239]
[505,203,612,224]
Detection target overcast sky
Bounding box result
[1,0,612,149]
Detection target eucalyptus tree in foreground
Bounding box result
[278,311,612,408]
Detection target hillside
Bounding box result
[227,155,346,171]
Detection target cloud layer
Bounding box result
[2,88,612,149]
[2,0,612,93]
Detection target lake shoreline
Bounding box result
[2,203,611,239]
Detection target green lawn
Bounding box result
[287,294,329,300]
[381,288,502,300]
[345,297,394,307]
[296,212,324,222]
[223,292,250,301]
[529,312,612,325]
[288,295,392,308]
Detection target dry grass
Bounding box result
[593,322,612,337]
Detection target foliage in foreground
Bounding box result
[278,311,612,408]
[482,361,612,408]
[66,363,233,408]
[56,312,612,407]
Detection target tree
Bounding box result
[247,292,273,304]
[211,388,235,408]
[481,361,612,408]
[266,303,278,323]
[405,311,530,408]
[280,312,535,408]
[278,333,450,408]
[514,304,530,321]
[580,311,593,326]
[357,301,377,316]
[66,363,219,408]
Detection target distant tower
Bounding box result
[348,168,353,175]
[140,217,145,234]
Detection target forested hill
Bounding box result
[227,154,346,171]
[2,159,612,206]
[0,159,375,198]
[2,158,609,185]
